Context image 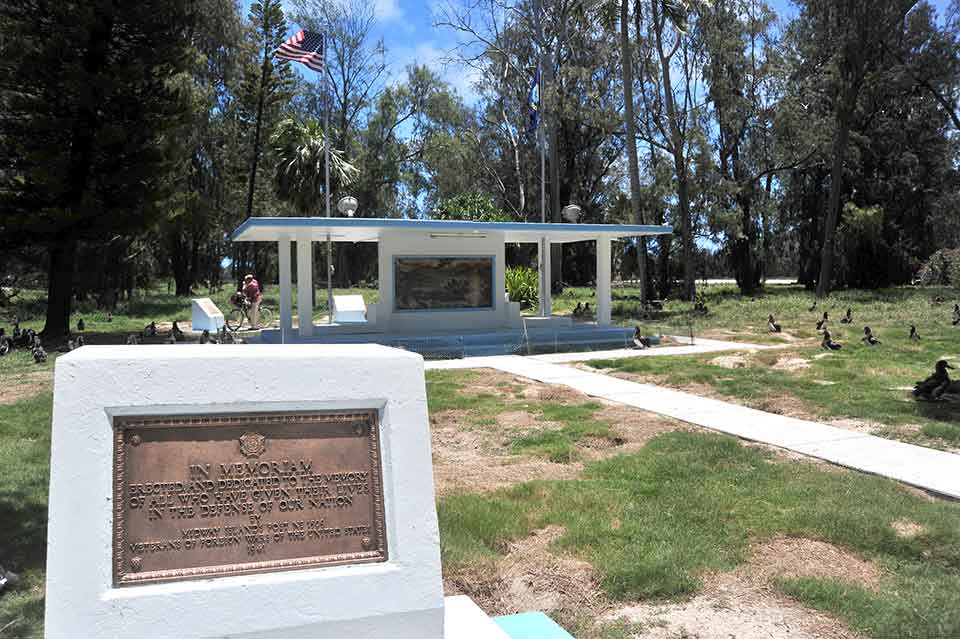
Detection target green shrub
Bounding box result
[917,249,960,287]
[505,266,539,308]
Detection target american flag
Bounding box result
[274,30,325,72]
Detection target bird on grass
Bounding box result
[767,314,782,333]
[953,303,959,326]
[573,302,583,317]
[75,335,84,348]
[32,339,47,363]
[909,324,920,341]
[77,318,85,332]
[821,329,842,351]
[694,295,709,315]
[106,311,113,323]
[808,300,817,312]
[200,329,214,344]
[12,318,20,341]
[839,308,853,324]
[861,326,881,346]
[143,321,157,338]
[816,312,829,331]
[172,321,185,342]
[633,326,652,349]
[913,360,952,401]
[0,329,11,357]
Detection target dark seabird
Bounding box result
[861,326,880,346]
[909,324,920,341]
[32,340,47,363]
[77,318,85,332]
[953,304,959,326]
[816,312,829,331]
[767,314,781,333]
[821,329,842,351]
[913,360,952,401]
[633,326,652,349]
[839,308,852,324]
[172,321,185,341]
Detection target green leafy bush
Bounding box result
[917,249,960,287]
[505,266,538,308]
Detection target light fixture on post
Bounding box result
[337,196,359,217]
[561,204,581,223]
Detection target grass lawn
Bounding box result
[432,371,960,639]
[583,287,960,449]
[0,282,958,638]
[439,430,960,639]
[1,284,379,336]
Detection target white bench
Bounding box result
[332,295,368,324]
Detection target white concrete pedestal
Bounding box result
[46,345,478,639]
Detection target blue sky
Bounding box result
[250,0,954,104]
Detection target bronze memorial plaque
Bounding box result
[113,410,387,586]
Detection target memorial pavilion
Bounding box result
[231,217,673,355]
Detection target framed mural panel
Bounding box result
[394,256,494,311]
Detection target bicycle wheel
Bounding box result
[226,308,245,332]
[256,307,273,329]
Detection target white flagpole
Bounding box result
[324,34,333,324]
[539,62,547,318]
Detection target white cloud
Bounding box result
[373,0,404,22]
[389,40,481,104]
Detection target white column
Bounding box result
[596,236,611,326]
[296,234,313,337]
[541,238,552,317]
[278,238,292,340]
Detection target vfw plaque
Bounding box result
[112,410,387,586]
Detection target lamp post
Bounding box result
[337,196,358,217]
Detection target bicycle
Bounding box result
[226,295,274,332]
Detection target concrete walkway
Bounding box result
[427,353,960,500]
[428,336,774,370]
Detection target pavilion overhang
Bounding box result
[229,216,673,342]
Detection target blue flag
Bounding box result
[527,68,540,138]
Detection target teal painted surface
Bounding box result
[494,612,575,639]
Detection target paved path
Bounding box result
[427,336,774,370]
[427,353,960,500]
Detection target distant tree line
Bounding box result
[0,0,958,336]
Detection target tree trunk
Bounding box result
[815,100,854,298]
[245,11,273,219]
[652,0,695,301]
[620,0,647,306]
[42,236,77,339]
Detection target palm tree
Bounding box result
[271,117,359,215]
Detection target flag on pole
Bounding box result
[527,68,540,138]
[274,29,325,72]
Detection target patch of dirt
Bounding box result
[609,570,861,639]
[430,410,580,497]
[772,356,811,372]
[746,536,884,591]
[709,354,750,369]
[590,403,693,457]
[828,418,883,435]
[445,526,610,617]
[890,519,926,538]
[609,537,877,639]
[497,410,540,429]
[812,379,837,385]
[753,393,815,418]
[0,370,53,404]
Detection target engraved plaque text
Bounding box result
[113,411,387,586]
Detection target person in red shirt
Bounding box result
[242,274,262,327]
